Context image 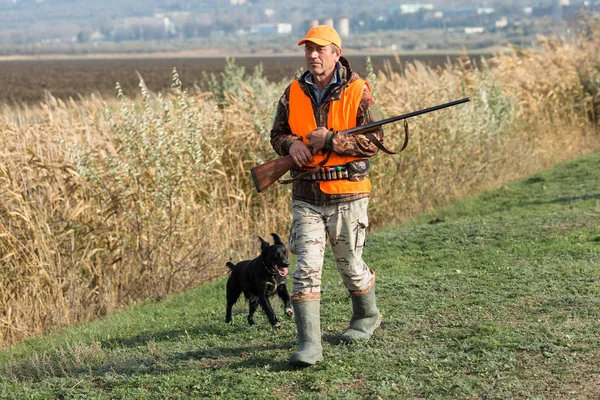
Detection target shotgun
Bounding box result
[251,97,470,193]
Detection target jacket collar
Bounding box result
[299,56,353,86]
[298,57,355,104]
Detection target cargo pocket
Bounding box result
[355,217,368,250]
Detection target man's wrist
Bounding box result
[285,137,300,153]
[324,130,336,150]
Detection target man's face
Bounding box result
[304,41,341,79]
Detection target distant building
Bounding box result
[303,19,349,38]
[389,3,434,14]
[464,27,485,34]
[253,23,292,34]
[277,23,292,34]
[120,16,174,36]
[477,8,495,15]
[90,30,105,41]
[495,17,508,29]
[337,17,350,38]
[161,12,193,25]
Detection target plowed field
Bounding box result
[0,54,482,105]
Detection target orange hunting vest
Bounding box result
[288,79,371,195]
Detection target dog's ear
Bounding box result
[258,236,270,250]
[271,233,284,245]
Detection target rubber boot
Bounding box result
[340,283,382,343]
[289,300,323,367]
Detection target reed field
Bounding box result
[0,17,599,348]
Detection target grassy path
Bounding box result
[1,151,599,399]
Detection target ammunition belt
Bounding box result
[291,166,348,181]
[290,160,369,181]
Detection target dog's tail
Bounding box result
[226,261,236,271]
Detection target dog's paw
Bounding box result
[285,307,294,317]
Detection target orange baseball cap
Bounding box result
[297,25,342,48]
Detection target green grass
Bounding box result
[1,151,599,399]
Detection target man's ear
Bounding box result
[333,45,342,61]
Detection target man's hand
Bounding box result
[306,127,329,153]
[289,139,314,167]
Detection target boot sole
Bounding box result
[289,354,324,367]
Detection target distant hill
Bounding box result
[0,0,558,33]
[0,0,580,54]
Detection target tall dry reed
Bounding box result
[1,17,599,347]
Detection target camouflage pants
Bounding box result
[288,198,373,296]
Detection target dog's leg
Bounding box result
[277,284,294,318]
[225,280,242,324]
[248,297,259,326]
[257,295,281,329]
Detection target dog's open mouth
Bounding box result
[274,264,289,277]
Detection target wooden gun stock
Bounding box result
[251,154,296,193]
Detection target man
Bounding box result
[270,25,384,367]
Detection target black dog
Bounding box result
[225,233,293,329]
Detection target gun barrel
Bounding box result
[346,97,470,135]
